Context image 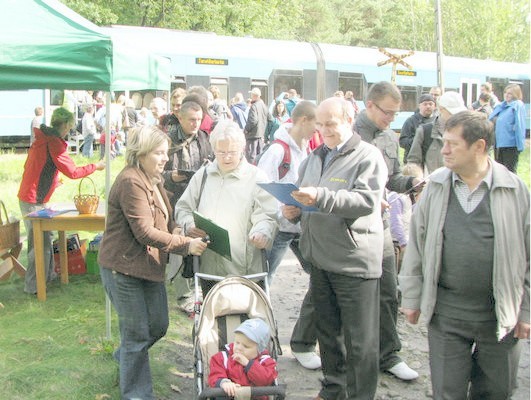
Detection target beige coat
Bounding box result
[399,162,530,340]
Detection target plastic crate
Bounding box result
[85,250,100,275]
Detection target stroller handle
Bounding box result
[197,384,286,399]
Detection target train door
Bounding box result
[460,79,481,108]
[302,69,318,101]
[301,69,336,101]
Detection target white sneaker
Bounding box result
[292,351,321,370]
[387,361,419,380]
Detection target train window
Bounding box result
[131,92,143,109]
[397,86,417,112]
[339,73,366,102]
[171,78,186,94]
[50,90,64,106]
[210,78,229,104]
[143,92,154,109]
[251,79,269,105]
[271,70,302,100]
[488,77,509,103]
[518,79,530,103]
[493,78,530,104]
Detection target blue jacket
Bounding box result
[489,100,526,151]
[231,102,248,130]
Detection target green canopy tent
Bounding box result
[0,0,170,197]
[0,0,170,335]
[0,0,112,90]
[0,0,170,95]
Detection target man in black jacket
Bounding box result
[399,94,436,162]
[244,87,270,163]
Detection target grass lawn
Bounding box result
[0,153,193,399]
[0,142,529,399]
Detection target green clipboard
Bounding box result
[193,212,232,261]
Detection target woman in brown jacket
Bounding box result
[98,125,207,400]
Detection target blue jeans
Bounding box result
[266,231,311,284]
[100,267,169,400]
[266,231,317,352]
[82,134,94,158]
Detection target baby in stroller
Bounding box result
[209,318,278,399]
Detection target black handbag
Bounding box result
[181,255,195,278]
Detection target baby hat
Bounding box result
[235,318,270,352]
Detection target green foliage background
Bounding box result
[62,0,530,63]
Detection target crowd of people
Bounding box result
[22,80,529,400]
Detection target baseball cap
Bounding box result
[438,91,467,114]
[418,94,435,104]
[234,318,270,352]
[249,87,261,97]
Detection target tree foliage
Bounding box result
[62,0,530,63]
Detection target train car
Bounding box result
[1,26,529,147]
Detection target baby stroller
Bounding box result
[191,256,286,399]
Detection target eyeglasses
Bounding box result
[373,102,399,118]
[215,151,240,159]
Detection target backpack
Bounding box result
[255,139,291,180]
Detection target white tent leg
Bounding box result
[105,91,112,339]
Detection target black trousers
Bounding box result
[312,267,379,400]
[495,147,519,173]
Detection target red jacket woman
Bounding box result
[18,110,104,204]
[18,107,104,295]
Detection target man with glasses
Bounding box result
[355,81,420,381]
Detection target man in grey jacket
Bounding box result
[284,97,388,400]
[399,111,530,399]
[355,81,420,381]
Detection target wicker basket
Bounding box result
[0,200,20,250]
[74,177,99,215]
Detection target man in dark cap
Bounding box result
[399,94,436,162]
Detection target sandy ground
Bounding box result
[268,251,530,400]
